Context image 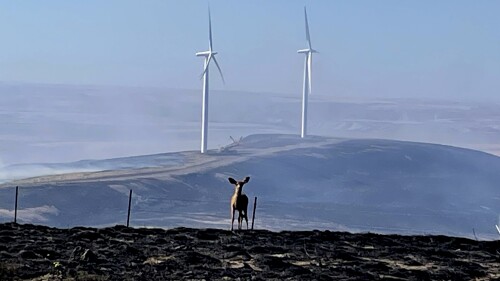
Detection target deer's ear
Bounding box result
[228,177,237,184]
[243,176,250,183]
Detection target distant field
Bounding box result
[1,82,499,168]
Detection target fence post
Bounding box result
[126,189,132,227]
[14,186,18,224]
[251,196,257,230]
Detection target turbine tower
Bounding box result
[297,7,317,138]
[196,8,225,153]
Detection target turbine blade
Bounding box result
[212,56,225,84]
[308,53,312,94]
[304,7,312,49]
[208,7,213,51]
[200,55,213,79]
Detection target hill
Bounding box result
[1,134,500,238]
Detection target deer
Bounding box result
[228,176,250,230]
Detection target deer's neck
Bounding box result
[234,187,242,197]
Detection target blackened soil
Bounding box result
[0,223,499,280]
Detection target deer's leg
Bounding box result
[244,210,249,230]
[237,211,241,230]
[237,213,239,229]
[231,206,235,231]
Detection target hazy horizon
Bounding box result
[1,82,499,169]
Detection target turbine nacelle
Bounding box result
[297,48,317,54]
[196,51,218,57]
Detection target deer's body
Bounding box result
[228,176,250,230]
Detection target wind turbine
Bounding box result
[196,8,225,154]
[297,7,317,138]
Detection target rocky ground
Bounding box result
[0,223,499,280]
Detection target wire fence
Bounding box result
[1,185,499,240]
[0,186,262,230]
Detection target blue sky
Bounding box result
[0,0,499,100]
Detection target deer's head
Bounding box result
[228,176,250,194]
